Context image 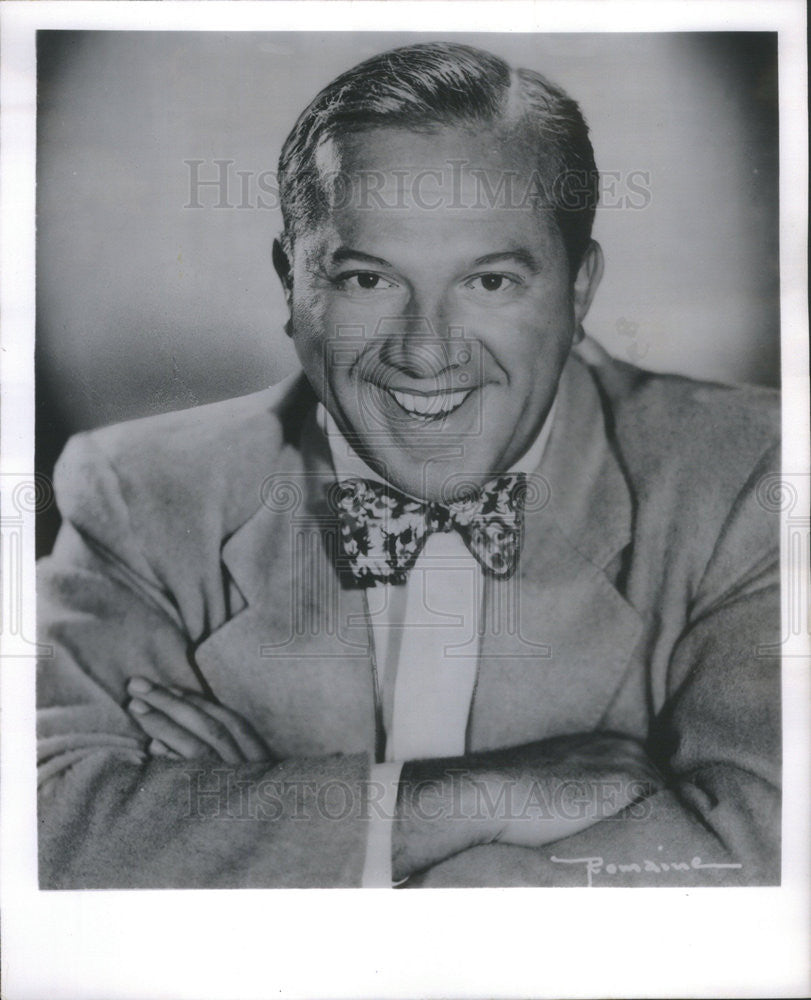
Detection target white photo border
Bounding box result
[1,3,808,999]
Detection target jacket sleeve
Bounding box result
[408,444,782,888]
[37,434,374,889]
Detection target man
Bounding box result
[37,42,780,888]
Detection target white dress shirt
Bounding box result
[318,402,556,885]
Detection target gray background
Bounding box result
[36,31,779,551]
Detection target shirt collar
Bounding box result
[317,395,558,489]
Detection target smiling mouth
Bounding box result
[385,386,474,420]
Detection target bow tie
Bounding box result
[333,474,526,586]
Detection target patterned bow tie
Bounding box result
[333,474,526,586]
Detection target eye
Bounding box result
[336,271,399,293]
[464,272,522,294]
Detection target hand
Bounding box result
[125,677,273,764]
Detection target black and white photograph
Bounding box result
[1,2,808,998]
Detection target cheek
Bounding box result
[517,291,576,368]
[292,286,372,351]
[289,299,329,392]
[486,315,566,378]
[290,295,371,405]
[474,279,573,350]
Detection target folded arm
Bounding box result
[399,450,782,888]
[39,434,780,889]
[37,438,378,889]
[124,684,666,886]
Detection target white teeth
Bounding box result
[388,388,472,418]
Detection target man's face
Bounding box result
[277,125,602,501]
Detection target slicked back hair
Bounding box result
[278,42,599,275]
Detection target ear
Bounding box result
[272,236,293,304]
[572,240,604,326]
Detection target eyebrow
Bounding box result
[472,250,541,271]
[330,247,394,268]
[329,246,542,272]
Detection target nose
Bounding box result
[377,292,464,379]
[378,322,457,379]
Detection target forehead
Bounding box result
[328,122,540,176]
[306,125,561,253]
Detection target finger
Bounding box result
[168,687,272,762]
[127,696,240,763]
[128,699,219,760]
[147,737,182,760]
[127,679,244,763]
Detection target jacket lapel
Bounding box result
[195,354,644,758]
[194,404,378,758]
[469,355,644,750]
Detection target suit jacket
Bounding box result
[37,344,781,888]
